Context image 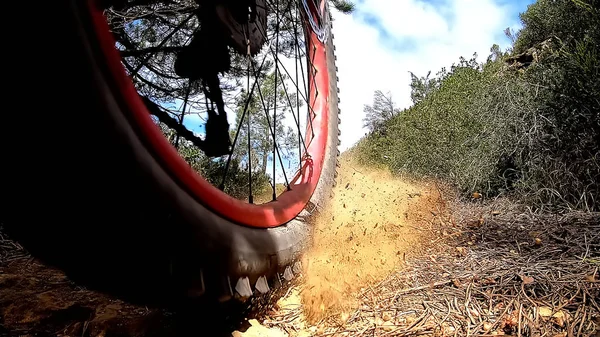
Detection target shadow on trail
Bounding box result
[0,241,271,337]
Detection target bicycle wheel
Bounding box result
[0,0,340,303]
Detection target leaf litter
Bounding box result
[245,156,599,337]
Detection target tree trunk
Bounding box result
[261,145,268,175]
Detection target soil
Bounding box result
[0,256,174,337]
[0,255,256,336]
[2,155,598,337]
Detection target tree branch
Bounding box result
[141,96,206,150]
[121,58,180,96]
[120,46,184,57]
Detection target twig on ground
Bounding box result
[263,201,599,337]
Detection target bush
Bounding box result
[355,0,600,211]
[199,156,272,201]
[158,124,272,201]
[513,0,599,53]
[357,56,523,197]
[516,37,600,209]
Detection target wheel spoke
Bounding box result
[293,2,303,167]
[108,0,329,206]
[253,17,319,155]
[284,1,309,101]
[249,59,291,198]
[246,55,253,204]
[219,51,272,191]
[255,26,313,111]
[272,0,281,201]
[277,67,309,155]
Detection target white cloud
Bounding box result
[331,0,529,151]
[361,0,449,40]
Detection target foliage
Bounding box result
[513,0,599,54]
[518,37,600,209]
[107,0,354,110]
[330,0,355,13]
[362,90,400,133]
[232,71,300,176]
[409,71,439,105]
[355,0,600,211]
[160,124,272,200]
[107,1,284,111]
[156,69,301,200]
[199,157,272,201]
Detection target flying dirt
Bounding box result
[300,153,443,323]
[233,153,445,336]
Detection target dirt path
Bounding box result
[1,156,599,337]
[233,156,600,337]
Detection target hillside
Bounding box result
[355,0,599,212]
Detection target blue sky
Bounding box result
[331,0,535,151]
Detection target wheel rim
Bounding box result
[87,0,332,228]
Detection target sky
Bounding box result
[330,0,535,151]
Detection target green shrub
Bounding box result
[355,0,599,211]
[357,56,522,197]
[515,37,600,209]
[158,124,272,201]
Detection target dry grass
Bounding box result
[254,183,289,205]
[254,198,599,337]
[0,227,30,265]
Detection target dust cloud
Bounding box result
[300,154,442,323]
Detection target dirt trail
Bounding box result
[300,154,441,323]
[234,156,599,337]
[2,154,597,336]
